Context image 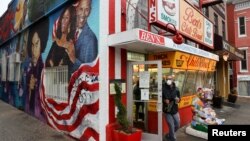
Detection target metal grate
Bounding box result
[44,65,68,102]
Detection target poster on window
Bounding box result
[139,71,150,88]
[141,89,150,100]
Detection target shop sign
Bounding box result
[149,51,213,70]
[235,51,244,59]
[187,55,201,70]
[148,101,157,112]
[223,41,230,51]
[199,58,210,71]
[208,60,216,71]
[148,52,175,68]
[223,41,244,59]
[187,55,210,70]
[139,30,165,45]
[149,0,179,28]
[204,19,213,47]
[148,0,214,50]
[173,52,190,69]
[175,43,218,60]
[180,0,204,43]
[179,95,196,108]
[127,52,145,61]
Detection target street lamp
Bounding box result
[158,23,183,45]
[223,53,229,61]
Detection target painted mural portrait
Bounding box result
[27,0,44,23]
[69,0,98,74]
[25,19,49,118]
[46,5,76,68]
[14,0,28,31]
[1,0,100,140]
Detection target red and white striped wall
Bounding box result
[104,0,128,140]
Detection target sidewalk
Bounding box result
[0,100,74,141]
[176,96,250,141]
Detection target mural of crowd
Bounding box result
[0,0,99,140]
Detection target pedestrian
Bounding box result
[162,75,181,141]
[133,80,144,121]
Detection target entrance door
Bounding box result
[127,61,162,141]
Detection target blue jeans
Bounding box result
[165,112,180,141]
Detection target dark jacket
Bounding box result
[162,82,180,114]
[133,83,141,100]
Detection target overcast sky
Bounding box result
[0,0,12,17]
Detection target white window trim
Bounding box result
[238,16,247,37]
[239,48,248,72]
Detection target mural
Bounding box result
[0,0,68,44]
[26,19,49,119]
[0,0,100,140]
[126,0,148,30]
[0,5,16,43]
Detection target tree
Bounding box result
[114,83,132,133]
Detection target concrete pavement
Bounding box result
[0,100,75,141]
[1,96,250,141]
[176,96,250,141]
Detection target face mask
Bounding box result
[166,80,172,85]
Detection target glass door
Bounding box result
[127,60,162,141]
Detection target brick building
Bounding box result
[227,0,250,96]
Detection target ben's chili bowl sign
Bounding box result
[204,18,214,47]
[180,0,204,42]
[149,0,179,29]
[139,30,165,45]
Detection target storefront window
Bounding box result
[162,68,171,80]
[204,72,215,89]
[196,71,207,90]
[172,69,186,95]
[182,70,197,96]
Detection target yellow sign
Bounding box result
[180,0,204,43]
[208,60,216,71]
[179,95,196,108]
[187,55,201,70]
[199,58,210,71]
[187,55,210,71]
[172,52,190,69]
[148,52,175,68]
[148,51,215,71]
[148,101,157,112]
[147,95,197,111]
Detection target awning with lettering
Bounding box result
[214,33,244,61]
[108,28,219,61]
[148,51,216,71]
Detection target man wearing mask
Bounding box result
[162,75,181,141]
[67,0,98,74]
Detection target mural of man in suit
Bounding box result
[67,0,98,74]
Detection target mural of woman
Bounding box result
[25,19,49,119]
[46,6,76,68]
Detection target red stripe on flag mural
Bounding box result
[40,58,99,139]
[43,82,99,119]
[81,127,100,141]
[45,100,99,131]
[46,99,68,111]
[46,82,99,112]
[68,60,99,93]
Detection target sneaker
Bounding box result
[163,134,170,141]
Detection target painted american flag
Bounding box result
[40,58,99,141]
